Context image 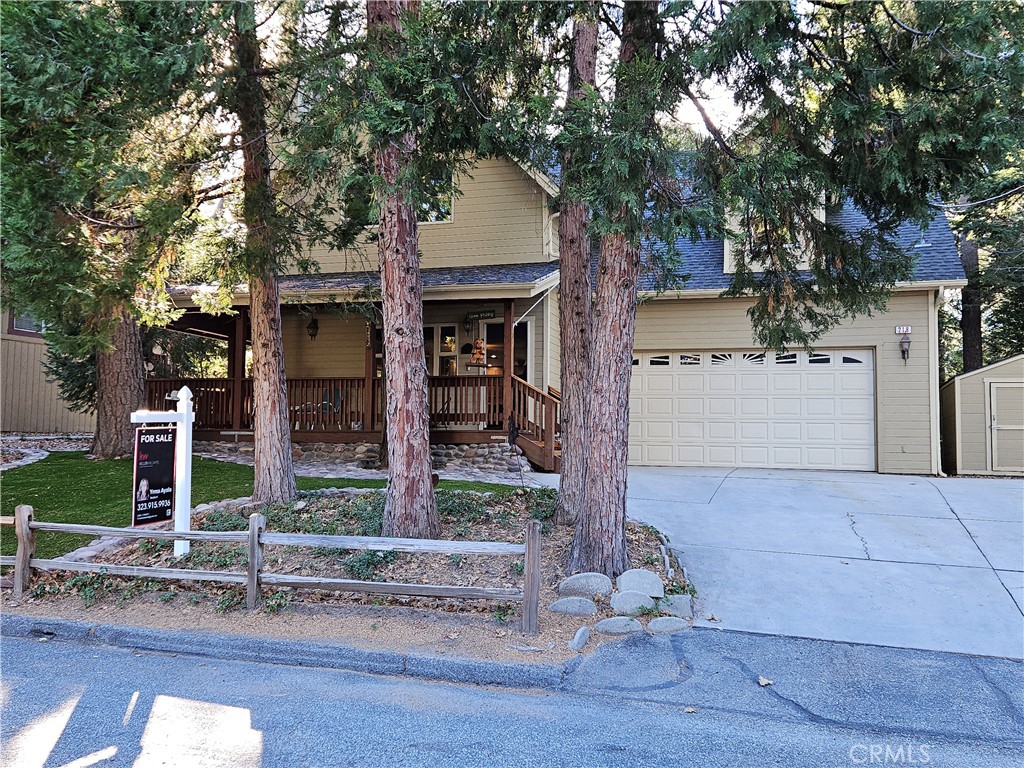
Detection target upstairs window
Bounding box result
[10,312,44,335]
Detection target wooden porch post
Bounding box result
[230,308,247,430]
[503,299,514,427]
[363,322,375,430]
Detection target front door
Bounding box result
[480,320,531,383]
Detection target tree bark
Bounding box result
[233,0,295,503]
[958,234,983,372]
[91,305,144,459]
[369,0,439,538]
[249,273,296,502]
[568,233,639,577]
[556,7,599,527]
[569,0,660,577]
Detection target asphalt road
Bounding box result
[2,628,1022,768]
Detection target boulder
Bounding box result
[568,627,591,651]
[648,616,690,635]
[594,617,644,635]
[616,568,665,598]
[609,590,656,616]
[557,572,613,598]
[658,594,693,619]
[549,597,599,616]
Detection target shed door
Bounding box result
[629,349,876,470]
[990,382,1024,472]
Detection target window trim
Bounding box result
[6,311,44,338]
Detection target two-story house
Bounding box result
[161,157,966,475]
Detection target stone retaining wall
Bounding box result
[194,439,526,474]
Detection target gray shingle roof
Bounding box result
[636,207,964,292]
[277,261,560,293]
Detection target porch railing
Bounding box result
[146,375,508,434]
[509,376,560,471]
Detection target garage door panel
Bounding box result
[707,422,736,440]
[645,421,674,440]
[707,446,737,464]
[676,422,704,440]
[676,445,705,464]
[806,447,839,467]
[646,397,674,416]
[676,398,704,416]
[739,398,769,417]
[708,374,738,392]
[804,422,837,442]
[644,444,675,464]
[675,374,704,392]
[738,446,770,465]
[838,398,873,418]
[739,422,769,441]
[773,374,802,392]
[739,374,769,392]
[708,399,736,416]
[806,399,836,417]
[772,399,802,417]
[772,422,802,441]
[630,348,875,471]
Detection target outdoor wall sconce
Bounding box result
[899,334,911,364]
[306,316,319,341]
[462,317,474,333]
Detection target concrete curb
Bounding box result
[1,613,573,690]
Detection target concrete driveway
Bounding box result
[624,467,1024,659]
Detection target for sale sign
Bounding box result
[132,426,176,526]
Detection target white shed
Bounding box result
[941,354,1024,476]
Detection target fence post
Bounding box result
[522,519,541,636]
[14,505,35,597]
[247,513,266,611]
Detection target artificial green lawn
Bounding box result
[1,452,514,559]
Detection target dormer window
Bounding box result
[723,198,825,274]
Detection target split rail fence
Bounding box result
[1,506,542,634]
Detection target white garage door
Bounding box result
[629,349,876,470]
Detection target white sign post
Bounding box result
[131,386,195,557]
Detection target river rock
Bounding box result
[549,597,599,616]
[616,568,665,598]
[557,572,613,598]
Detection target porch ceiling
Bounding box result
[169,262,560,307]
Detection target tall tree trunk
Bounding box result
[369,0,439,538]
[568,233,639,576]
[91,305,144,459]
[958,234,983,372]
[569,0,660,576]
[556,7,599,526]
[233,0,295,503]
[249,273,296,501]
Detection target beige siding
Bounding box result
[306,158,550,273]
[282,311,366,378]
[1,327,95,434]
[634,291,937,474]
[950,356,1024,474]
[939,380,958,474]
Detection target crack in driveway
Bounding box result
[845,508,871,559]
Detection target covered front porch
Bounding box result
[157,266,562,470]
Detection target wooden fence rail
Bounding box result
[1,505,542,635]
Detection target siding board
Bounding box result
[2,322,95,434]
